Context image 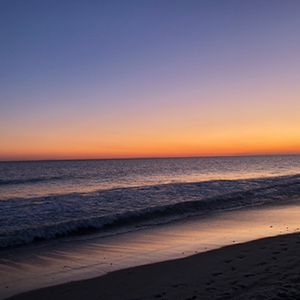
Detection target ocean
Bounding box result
[1,155,300,249]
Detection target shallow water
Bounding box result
[1,155,300,248]
[1,198,300,300]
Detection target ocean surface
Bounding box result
[1,155,300,248]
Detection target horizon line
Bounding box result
[1,152,300,163]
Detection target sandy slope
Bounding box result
[7,232,300,300]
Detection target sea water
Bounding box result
[1,155,300,248]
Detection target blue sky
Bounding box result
[1,0,300,160]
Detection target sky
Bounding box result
[1,0,300,161]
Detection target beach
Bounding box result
[7,233,300,300]
[2,0,300,297]
[4,197,300,300]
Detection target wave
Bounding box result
[1,174,300,248]
[0,176,65,186]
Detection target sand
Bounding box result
[3,198,300,300]
[6,231,300,300]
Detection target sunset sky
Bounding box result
[1,0,300,161]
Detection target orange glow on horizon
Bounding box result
[1,136,300,161]
[1,2,300,162]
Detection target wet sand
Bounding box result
[7,232,300,300]
[3,198,300,300]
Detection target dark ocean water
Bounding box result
[1,155,300,248]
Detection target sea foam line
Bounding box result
[1,174,300,248]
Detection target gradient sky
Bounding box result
[1,0,300,160]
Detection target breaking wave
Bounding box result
[1,174,300,248]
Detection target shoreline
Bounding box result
[3,197,300,300]
[7,232,300,300]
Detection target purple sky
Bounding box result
[1,1,300,160]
